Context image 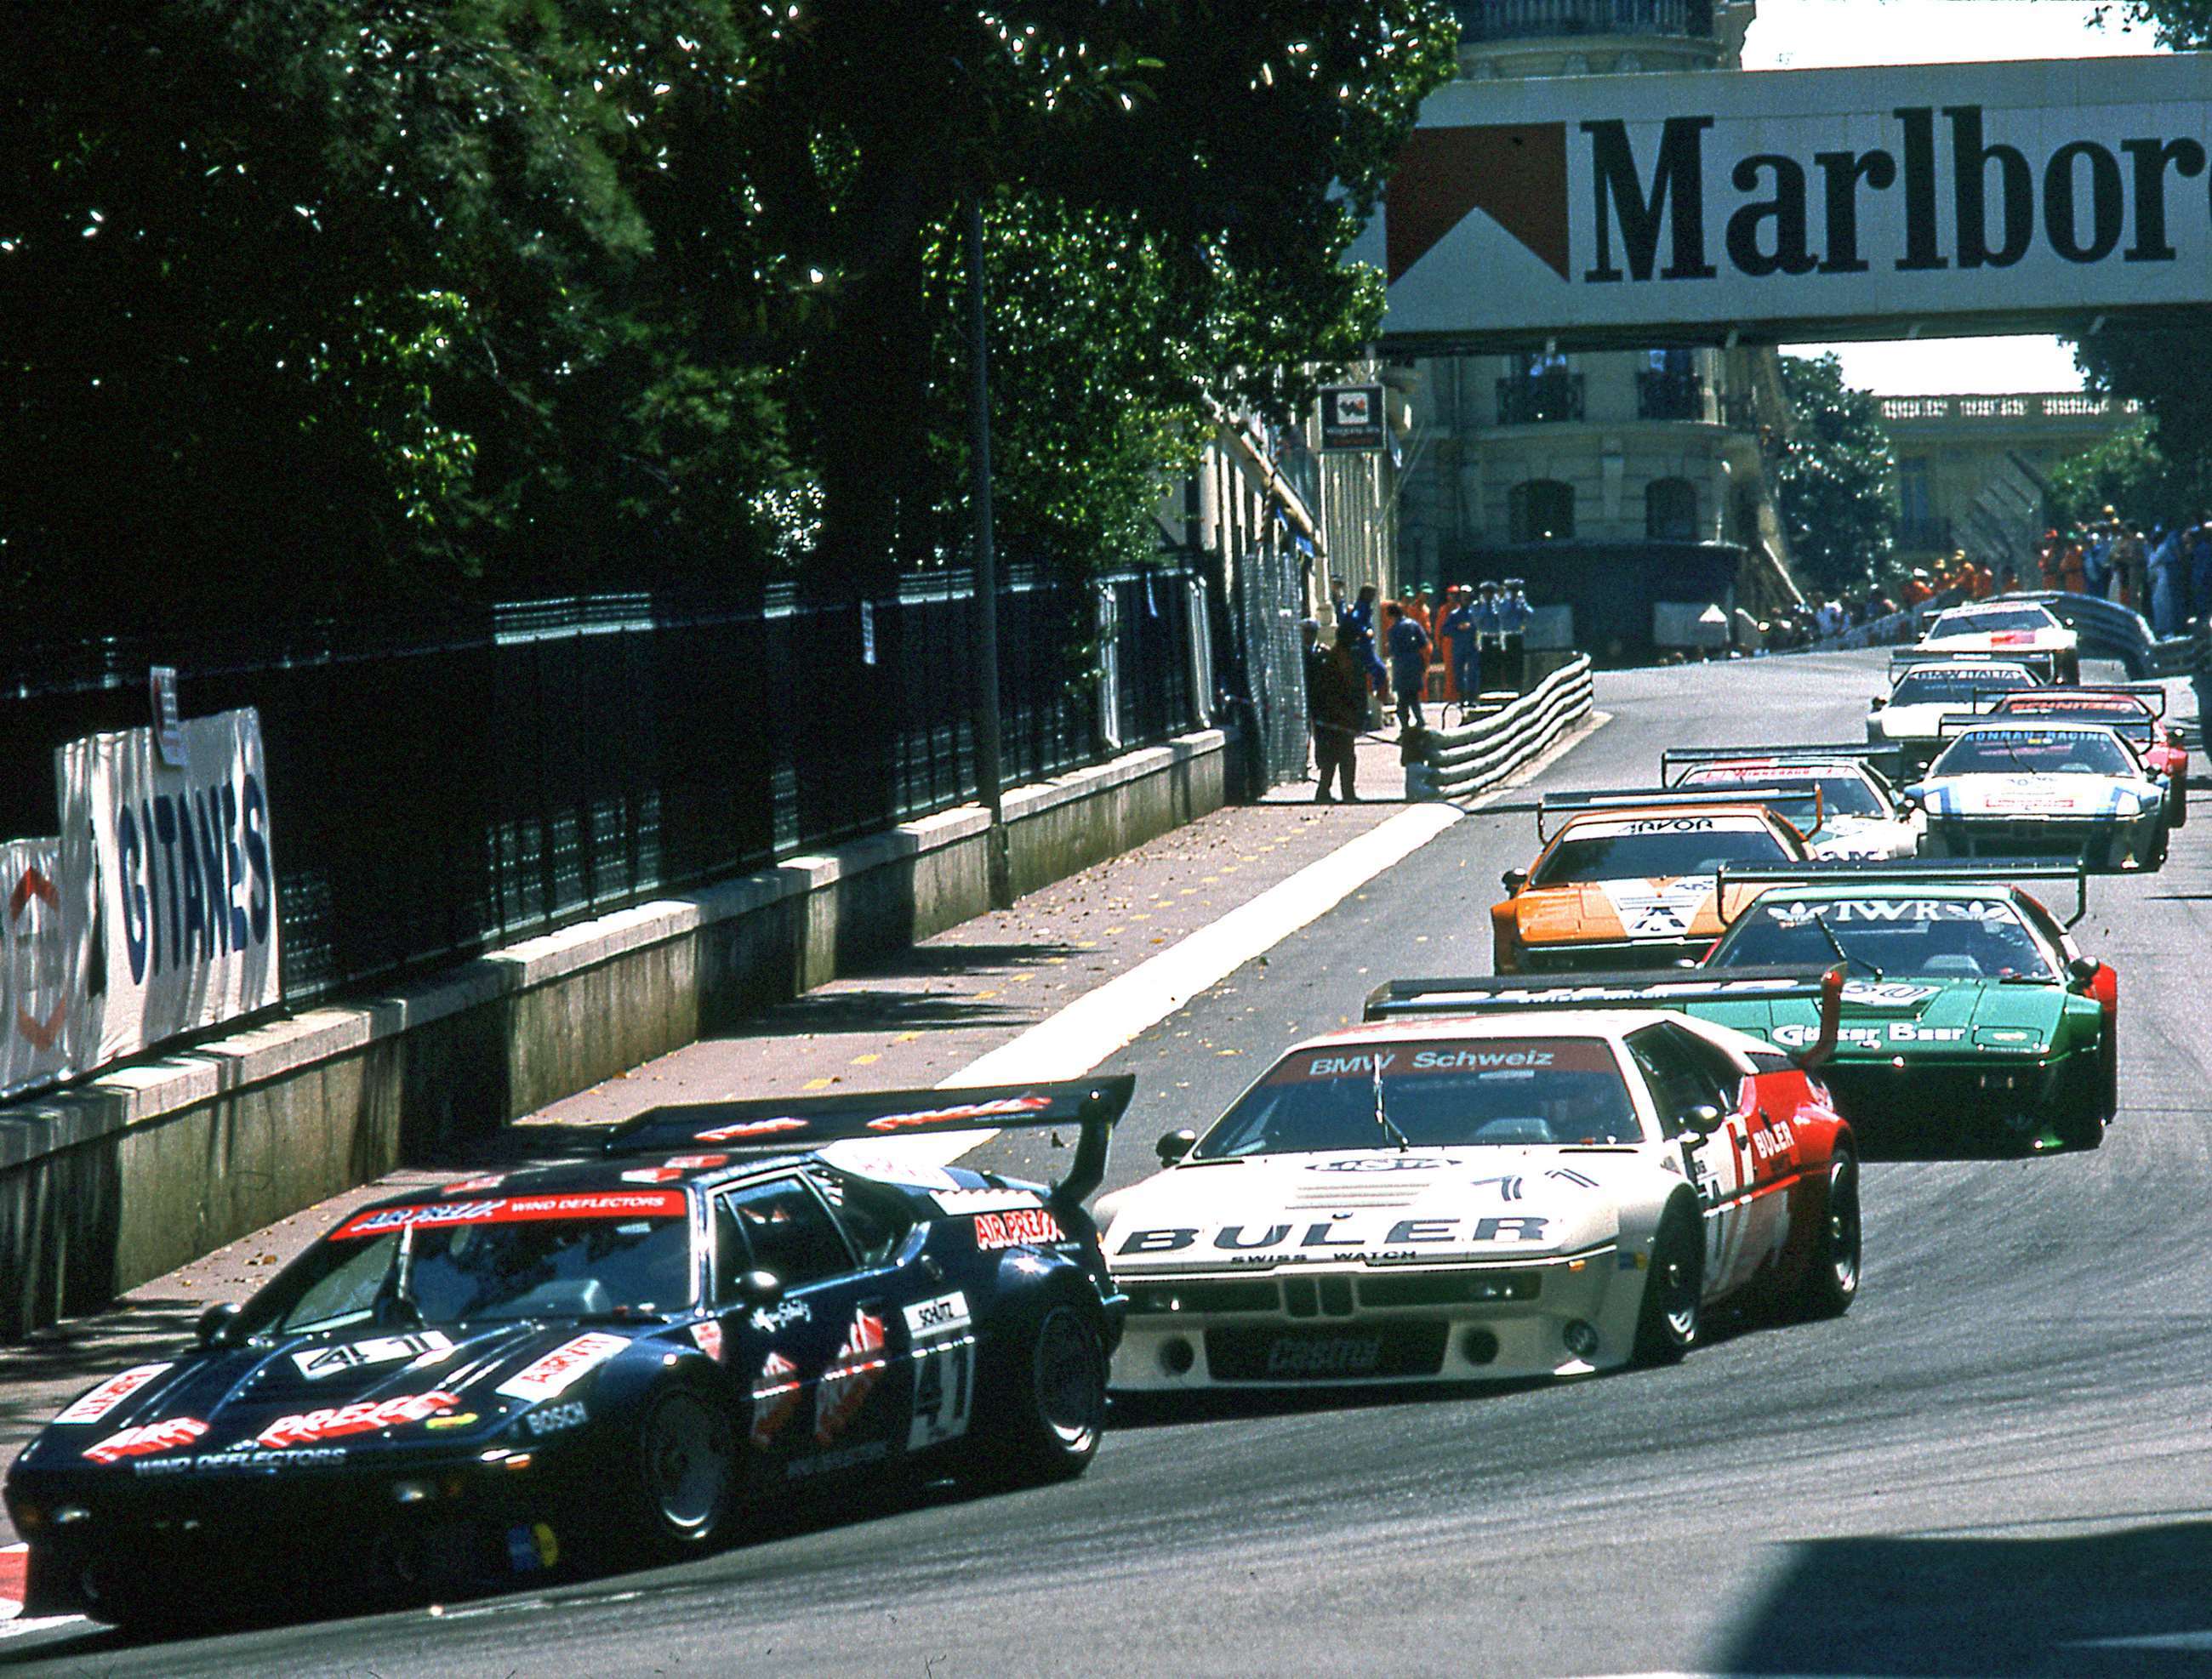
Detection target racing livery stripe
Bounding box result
[331,1191,687,1240]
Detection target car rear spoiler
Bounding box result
[1536,785,1799,843]
[1932,714,2130,743]
[1889,648,2057,683]
[1660,743,1906,792]
[1984,683,2169,719]
[1713,857,2089,926]
[604,1076,1137,1207]
[1361,966,1846,1071]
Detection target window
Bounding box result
[1509,479,1576,543]
[1646,477,1698,542]
[808,1168,909,1267]
[715,1178,852,1295]
[1626,1026,1732,1135]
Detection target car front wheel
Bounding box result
[624,1384,738,1557]
[1633,1205,1703,1364]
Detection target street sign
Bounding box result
[1320,384,1388,452]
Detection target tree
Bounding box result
[2046,416,2197,533]
[1770,354,1897,594]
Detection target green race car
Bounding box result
[1687,861,2117,1154]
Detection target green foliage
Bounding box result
[3,1,1457,635]
[2092,1,2212,47]
[2069,313,2212,523]
[1771,354,1898,595]
[2047,415,2203,532]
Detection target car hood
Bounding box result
[1699,977,2066,1055]
[19,1320,656,1475]
[1924,774,2159,817]
[1516,876,1720,944]
[1102,1149,1639,1272]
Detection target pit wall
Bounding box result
[0,728,1233,1338]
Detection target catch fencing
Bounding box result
[1407,657,1595,801]
[0,564,1208,1011]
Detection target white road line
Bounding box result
[839,803,1466,1172]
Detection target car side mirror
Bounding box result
[733,1269,784,1306]
[197,1301,242,1347]
[1501,868,1528,896]
[1678,1103,1723,1140]
[1869,696,1885,709]
[1157,1130,1198,1165]
[2067,955,2100,988]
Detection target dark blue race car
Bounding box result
[3,1079,1130,1630]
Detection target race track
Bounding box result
[10,650,2211,1678]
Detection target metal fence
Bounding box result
[0,563,1206,1005]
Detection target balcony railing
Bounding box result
[1636,371,1710,422]
[1878,394,2143,424]
[1497,373,1586,426]
[1456,0,1714,44]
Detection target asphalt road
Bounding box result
[12,651,2212,1678]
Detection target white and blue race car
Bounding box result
[1907,720,2168,871]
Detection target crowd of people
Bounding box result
[1302,576,1536,802]
[2034,510,2212,637]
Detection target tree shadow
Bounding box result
[1710,1520,2212,1675]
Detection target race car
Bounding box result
[1492,789,1812,972]
[3,1079,1131,1630]
[1696,861,2115,1153]
[1867,655,2046,768]
[1907,719,2169,870]
[1099,970,1856,1392]
[1987,685,2189,828]
[1918,600,2081,682]
[1661,744,1918,860]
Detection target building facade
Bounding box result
[1394,0,1799,659]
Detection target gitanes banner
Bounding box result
[57,708,279,1070]
[0,838,83,1101]
[1356,53,2212,349]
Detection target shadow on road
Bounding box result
[1713,1519,2212,1675]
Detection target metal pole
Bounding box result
[966,197,1012,908]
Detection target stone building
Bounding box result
[1393,0,1799,659]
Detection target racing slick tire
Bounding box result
[620,1381,739,1558]
[1633,1201,1704,1365]
[1787,1152,1861,1321]
[2169,778,2187,828]
[967,1293,1108,1488]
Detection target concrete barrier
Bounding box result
[0,727,1234,1339]
[1405,657,1594,802]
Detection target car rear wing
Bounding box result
[1713,857,2089,926]
[1985,683,2168,720]
[1536,785,1801,843]
[1361,966,1846,1070]
[604,1076,1137,1207]
[1660,743,1906,791]
[1888,648,2058,683]
[1932,714,2130,743]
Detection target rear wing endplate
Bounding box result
[1713,857,2089,927]
[1362,967,1845,1069]
[605,1076,1137,1207]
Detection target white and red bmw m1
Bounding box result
[1099,972,1857,1392]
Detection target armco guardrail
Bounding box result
[1407,656,1593,801]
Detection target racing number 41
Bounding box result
[904,1292,976,1450]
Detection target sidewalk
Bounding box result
[0,796,1411,1544]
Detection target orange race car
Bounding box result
[1491,789,1814,973]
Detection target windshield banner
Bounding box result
[329,1189,689,1241]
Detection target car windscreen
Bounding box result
[1678,770,1886,820]
[1194,1039,1641,1156]
[1712,896,2058,982]
[1930,729,2135,777]
[1928,608,2052,638]
[265,1192,697,1334]
[1887,667,2036,705]
[1531,822,1789,886]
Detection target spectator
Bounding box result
[1498,578,1533,691]
[1407,585,1434,639]
[1901,569,1934,607]
[1383,599,1431,730]
[2191,519,2212,627]
[2111,530,2146,610]
[2148,525,2184,635]
[1308,621,1365,803]
[1473,580,1503,685]
[1338,583,1388,701]
[1444,583,1479,704]
[1432,584,1463,702]
[2059,531,2088,594]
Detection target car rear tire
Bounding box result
[624,1383,738,1557]
[2169,779,2187,828]
[1790,1153,1861,1320]
[968,1295,1107,1487]
[1633,1204,1703,1365]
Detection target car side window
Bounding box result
[1661,1023,1749,1112]
[1626,1027,1730,1137]
[807,1168,909,1269]
[716,1177,853,1293]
